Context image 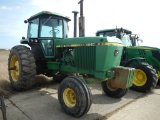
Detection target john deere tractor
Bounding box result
[96,28,158,92]
[8,4,136,117]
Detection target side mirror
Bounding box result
[130,34,136,39]
[22,37,25,39]
[24,20,28,23]
[131,34,140,39]
[136,34,140,39]
[137,34,140,38]
[138,39,143,43]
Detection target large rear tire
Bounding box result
[8,45,36,91]
[158,80,160,85]
[58,76,92,117]
[101,80,128,98]
[129,62,158,92]
[157,71,160,85]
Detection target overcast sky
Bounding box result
[0,0,160,49]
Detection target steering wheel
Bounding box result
[49,29,59,34]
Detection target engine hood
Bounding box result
[127,46,160,50]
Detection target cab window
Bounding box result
[40,17,63,38]
[27,18,39,38]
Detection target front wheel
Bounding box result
[58,76,92,117]
[129,62,158,92]
[101,80,128,98]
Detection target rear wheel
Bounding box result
[58,76,92,117]
[8,45,36,91]
[157,71,160,85]
[101,80,128,98]
[129,62,158,92]
[158,80,160,85]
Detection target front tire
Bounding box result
[58,76,92,117]
[8,45,36,91]
[129,62,158,92]
[101,80,128,98]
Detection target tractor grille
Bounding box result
[74,46,96,70]
[152,50,160,61]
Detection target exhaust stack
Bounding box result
[72,11,79,37]
[78,0,85,37]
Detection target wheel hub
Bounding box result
[106,80,118,91]
[10,55,19,82]
[158,71,160,79]
[63,88,76,108]
[133,69,147,86]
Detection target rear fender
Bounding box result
[124,57,146,67]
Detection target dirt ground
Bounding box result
[0,50,12,97]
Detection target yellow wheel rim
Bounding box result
[63,88,76,108]
[133,69,147,86]
[106,80,117,91]
[157,71,160,79]
[10,55,20,82]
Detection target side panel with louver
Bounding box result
[74,46,96,70]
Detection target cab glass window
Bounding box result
[40,17,63,38]
[41,40,53,55]
[27,18,39,38]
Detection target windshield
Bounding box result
[121,35,132,46]
[27,16,69,38]
[96,31,139,46]
[97,31,115,37]
[40,17,63,38]
[96,31,122,44]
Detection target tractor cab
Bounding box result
[26,11,70,39]
[21,11,71,59]
[96,28,142,46]
[95,29,122,43]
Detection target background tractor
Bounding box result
[96,28,158,92]
[8,1,135,117]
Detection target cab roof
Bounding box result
[28,11,71,21]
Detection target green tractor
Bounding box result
[8,4,135,117]
[96,28,158,92]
